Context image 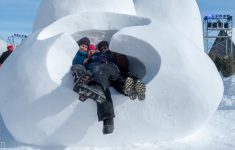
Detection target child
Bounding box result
[72,37,90,66]
[71,37,91,92]
[83,44,97,65]
[72,42,106,103]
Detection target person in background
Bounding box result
[0,45,14,67]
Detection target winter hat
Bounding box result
[89,44,96,51]
[7,45,14,51]
[97,41,109,51]
[77,37,90,47]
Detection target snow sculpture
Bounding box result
[0,0,223,146]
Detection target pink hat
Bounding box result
[89,44,96,51]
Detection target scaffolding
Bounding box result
[203,14,233,56]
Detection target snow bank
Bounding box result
[219,75,235,109]
[220,29,235,108]
[0,0,223,146]
[233,28,235,43]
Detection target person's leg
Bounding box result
[84,63,119,96]
[111,76,137,100]
[129,74,146,101]
[71,64,91,85]
[75,83,106,103]
[121,72,146,101]
[73,63,111,103]
[110,77,125,94]
[90,64,117,134]
[134,78,146,100]
[71,64,92,101]
[123,77,137,100]
[96,87,115,134]
[109,68,138,100]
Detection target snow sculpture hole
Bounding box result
[46,30,161,88]
[73,30,161,83]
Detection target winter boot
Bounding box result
[78,89,91,102]
[73,71,92,85]
[73,70,91,89]
[123,77,137,100]
[74,83,106,104]
[73,73,92,102]
[103,118,114,134]
[71,65,91,84]
[135,79,146,100]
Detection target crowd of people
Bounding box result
[71,37,146,134]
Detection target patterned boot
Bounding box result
[74,83,106,104]
[134,79,146,100]
[123,77,137,100]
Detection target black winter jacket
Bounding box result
[0,50,12,64]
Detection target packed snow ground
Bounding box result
[0,75,235,150]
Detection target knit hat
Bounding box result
[7,45,14,51]
[77,37,90,47]
[89,44,96,51]
[97,41,109,51]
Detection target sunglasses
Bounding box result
[100,46,108,51]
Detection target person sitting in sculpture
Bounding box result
[71,37,92,88]
[71,38,146,134]
[72,38,120,134]
[96,41,146,100]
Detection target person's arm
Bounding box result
[72,51,83,65]
[83,58,90,65]
[72,55,78,65]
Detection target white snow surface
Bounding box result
[0,39,7,55]
[1,76,235,149]
[33,0,137,31]
[0,0,223,146]
[233,28,235,42]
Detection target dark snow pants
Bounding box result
[89,62,120,121]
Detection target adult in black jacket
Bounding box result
[97,41,146,101]
[0,45,14,67]
[74,46,120,135]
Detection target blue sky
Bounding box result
[0,0,41,40]
[0,0,234,41]
[197,0,235,19]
